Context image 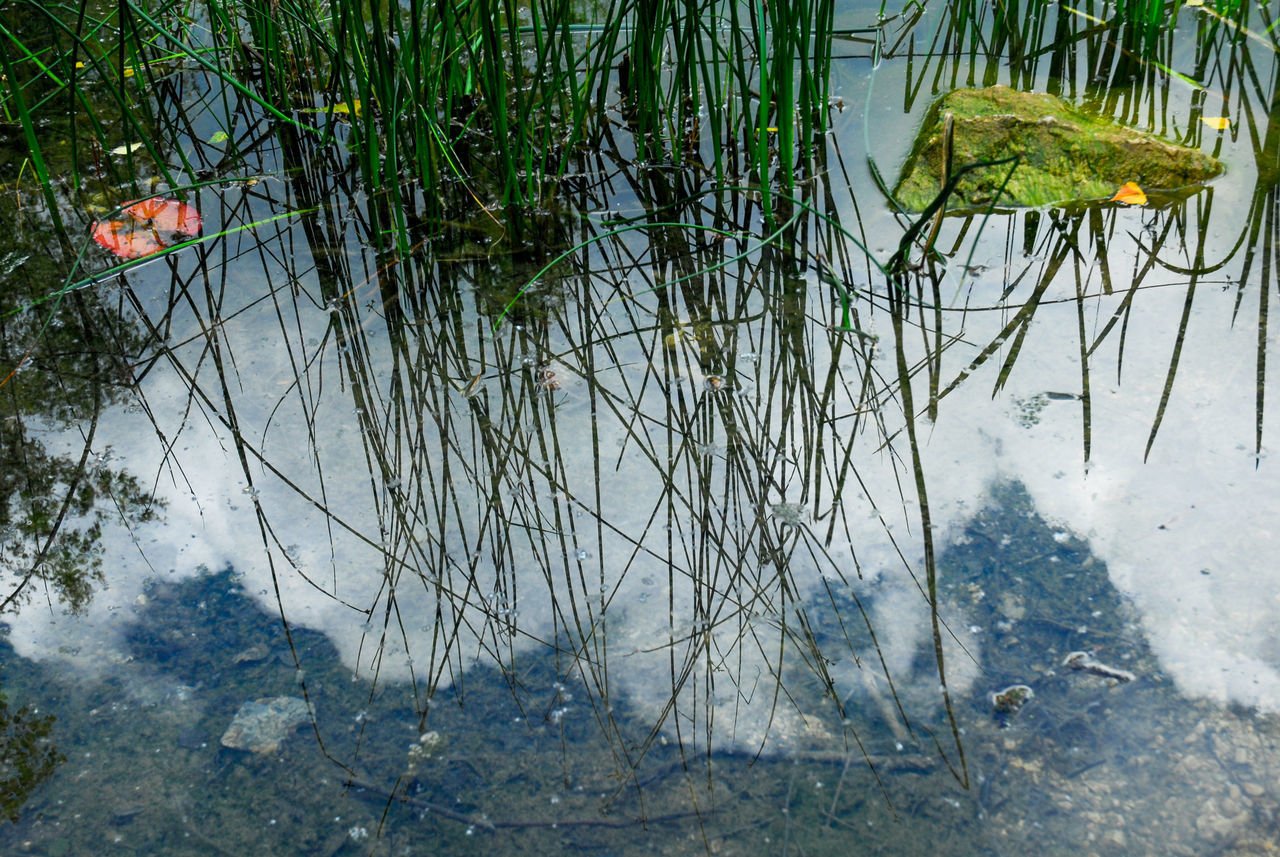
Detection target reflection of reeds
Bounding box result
[109,115,985,810]
[14,0,1280,833]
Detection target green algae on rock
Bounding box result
[893,85,1223,211]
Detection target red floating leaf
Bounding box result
[123,197,201,236]
[91,197,201,260]
[91,220,165,260]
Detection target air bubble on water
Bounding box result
[573,548,590,561]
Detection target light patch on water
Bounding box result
[886,238,1280,714]
[5,208,1277,758]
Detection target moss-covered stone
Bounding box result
[893,85,1223,211]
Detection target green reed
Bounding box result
[4,0,842,252]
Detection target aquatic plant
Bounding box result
[0,689,62,824]
[3,0,842,254]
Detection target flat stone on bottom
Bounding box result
[220,696,311,754]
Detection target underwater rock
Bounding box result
[220,696,311,754]
[894,85,1222,210]
[231,643,271,664]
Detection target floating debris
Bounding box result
[1063,651,1136,683]
[769,503,808,526]
[532,360,575,392]
[991,684,1034,726]
[405,730,445,777]
[220,696,311,754]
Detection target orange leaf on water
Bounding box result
[91,197,201,260]
[91,220,165,259]
[123,197,201,236]
[1111,181,1147,206]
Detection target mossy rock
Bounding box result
[893,85,1223,211]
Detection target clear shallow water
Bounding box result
[3,2,1280,855]
[3,489,1276,856]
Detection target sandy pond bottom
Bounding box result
[0,482,1276,857]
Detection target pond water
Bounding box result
[2,1,1279,855]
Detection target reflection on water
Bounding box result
[2,487,1277,855]
[3,0,1280,853]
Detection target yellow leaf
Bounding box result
[1184,0,1205,6]
[123,67,135,78]
[210,131,230,144]
[1111,181,1147,206]
[110,142,147,156]
[1201,116,1230,130]
[332,100,362,116]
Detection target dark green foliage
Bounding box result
[0,690,61,824]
